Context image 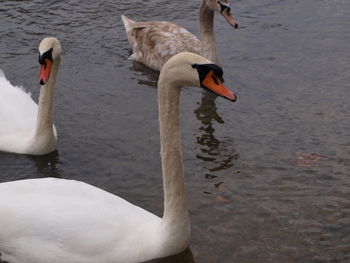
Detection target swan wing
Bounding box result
[0,70,38,136]
[0,178,162,263]
[0,71,38,153]
[122,17,202,71]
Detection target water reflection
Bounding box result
[27,151,62,178]
[194,91,239,173]
[145,248,195,263]
[194,91,224,125]
[131,61,159,88]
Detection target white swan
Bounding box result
[121,0,238,71]
[0,52,236,263]
[0,37,61,155]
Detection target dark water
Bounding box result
[0,0,350,262]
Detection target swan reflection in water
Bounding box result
[131,61,159,87]
[0,150,61,180]
[145,248,195,263]
[194,91,239,174]
[28,150,62,178]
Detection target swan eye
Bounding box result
[211,74,224,84]
[218,1,230,13]
[192,63,225,88]
[39,48,53,65]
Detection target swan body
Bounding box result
[121,0,238,71]
[0,52,236,263]
[0,37,61,155]
[0,178,167,263]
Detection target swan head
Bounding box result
[206,0,238,28]
[159,52,237,101]
[38,37,61,85]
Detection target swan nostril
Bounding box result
[212,76,219,85]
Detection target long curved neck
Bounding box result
[34,57,60,139]
[158,78,189,229]
[199,0,217,62]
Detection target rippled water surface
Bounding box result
[0,0,350,262]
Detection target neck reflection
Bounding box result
[194,90,238,173]
[28,150,62,178]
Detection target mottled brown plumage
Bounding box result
[121,0,238,71]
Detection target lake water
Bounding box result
[0,0,349,262]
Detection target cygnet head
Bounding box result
[159,52,237,102]
[38,37,61,85]
[205,0,238,28]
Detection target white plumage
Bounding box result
[0,178,163,263]
[0,71,38,140]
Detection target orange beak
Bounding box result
[221,7,238,28]
[38,58,52,85]
[202,71,237,101]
